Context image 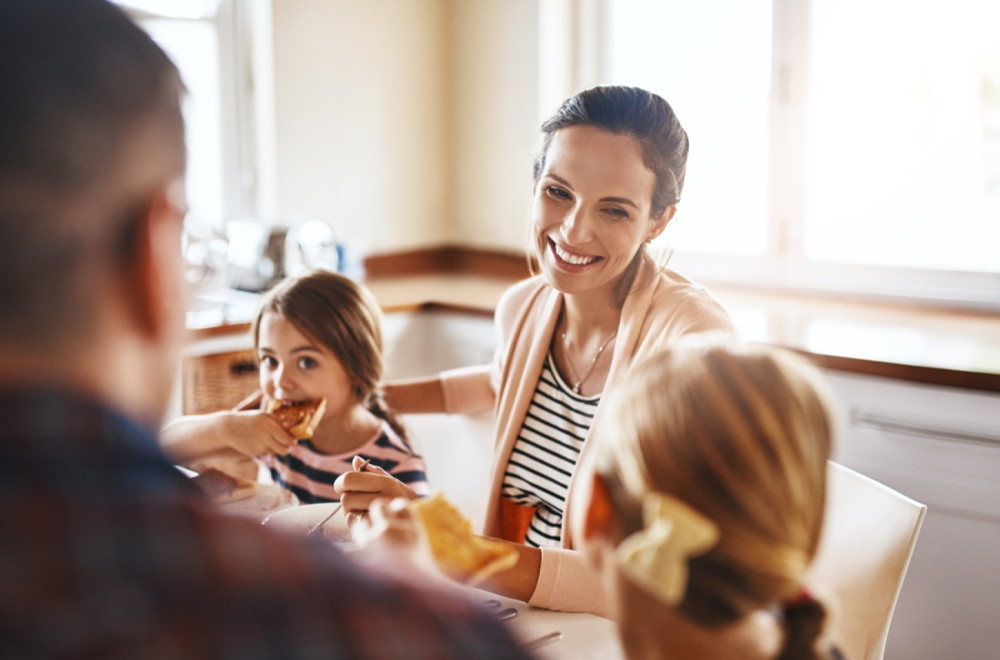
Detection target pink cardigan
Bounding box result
[439,265,736,616]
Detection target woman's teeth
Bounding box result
[554,243,597,266]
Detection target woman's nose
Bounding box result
[560,206,590,243]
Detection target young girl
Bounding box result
[161,270,429,504]
[570,337,844,659]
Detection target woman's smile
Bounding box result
[550,238,602,268]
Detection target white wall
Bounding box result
[269,0,542,256]
[447,0,540,251]
[271,0,450,250]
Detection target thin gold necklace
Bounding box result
[561,329,618,394]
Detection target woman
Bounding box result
[571,338,842,659]
[337,86,736,615]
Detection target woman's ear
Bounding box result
[647,205,677,242]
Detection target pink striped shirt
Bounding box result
[260,420,429,504]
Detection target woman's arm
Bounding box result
[382,376,446,414]
[384,364,496,415]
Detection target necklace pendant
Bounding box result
[572,383,581,394]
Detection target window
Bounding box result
[599,0,1000,309]
[112,0,260,228]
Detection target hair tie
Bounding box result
[616,491,719,606]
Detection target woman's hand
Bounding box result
[334,456,419,526]
[220,410,296,457]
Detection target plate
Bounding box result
[262,501,351,542]
[214,481,298,519]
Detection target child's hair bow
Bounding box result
[616,491,719,605]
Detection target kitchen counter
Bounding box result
[186,272,1000,393]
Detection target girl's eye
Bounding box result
[259,355,277,369]
[297,356,318,370]
[546,185,571,200]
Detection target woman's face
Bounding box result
[532,126,669,299]
[256,311,353,418]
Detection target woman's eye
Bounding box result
[297,356,318,370]
[259,355,277,369]
[603,206,629,219]
[546,185,571,200]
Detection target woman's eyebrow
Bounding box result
[546,172,574,189]
[546,172,639,209]
[600,195,639,209]
[545,172,639,211]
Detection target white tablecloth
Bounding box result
[474,591,624,659]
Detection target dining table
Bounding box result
[472,590,624,659]
[232,494,625,658]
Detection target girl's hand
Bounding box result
[221,410,296,457]
[335,456,418,526]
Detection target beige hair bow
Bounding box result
[616,491,720,606]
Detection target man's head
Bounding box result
[0,0,188,420]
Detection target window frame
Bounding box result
[582,0,1000,311]
[117,0,263,226]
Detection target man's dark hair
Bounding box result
[0,0,185,344]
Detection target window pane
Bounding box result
[605,0,773,256]
[804,0,1000,273]
[141,18,225,224]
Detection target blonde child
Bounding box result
[570,338,844,659]
[161,270,428,504]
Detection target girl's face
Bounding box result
[533,125,671,299]
[256,311,354,417]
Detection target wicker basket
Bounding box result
[182,349,260,415]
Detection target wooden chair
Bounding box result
[806,462,927,660]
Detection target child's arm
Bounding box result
[160,409,296,465]
[334,458,420,524]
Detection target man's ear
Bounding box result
[124,182,186,340]
[647,205,677,242]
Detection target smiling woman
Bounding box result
[337,86,738,616]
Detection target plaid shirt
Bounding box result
[0,388,533,659]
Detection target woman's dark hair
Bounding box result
[251,270,407,440]
[533,85,689,219]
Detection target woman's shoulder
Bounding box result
[497,275,548,308]
[634,266,738,337]
[495,275,553,329]
[651,268,729,310]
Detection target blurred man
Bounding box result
[0,1,531,657]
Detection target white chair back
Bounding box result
[806,462,927,660]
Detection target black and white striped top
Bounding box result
[501,352,601,548]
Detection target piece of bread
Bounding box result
[412,492,518,585]
[264,397,327,440]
